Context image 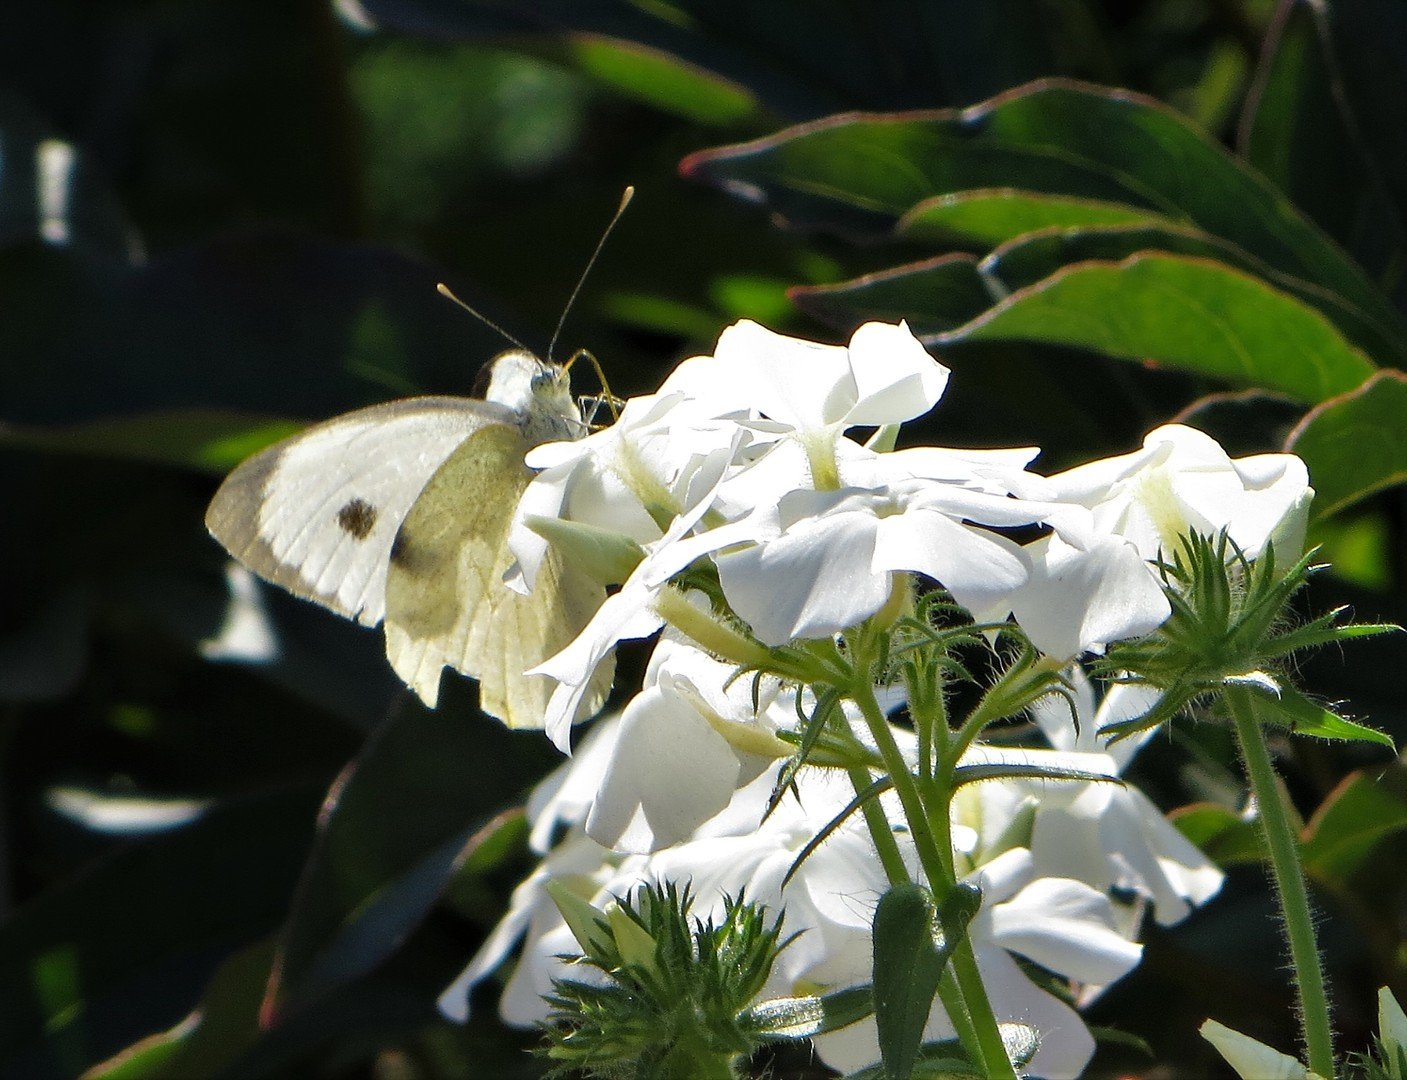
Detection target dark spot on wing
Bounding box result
[337,498,377,540]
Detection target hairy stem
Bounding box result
[852,680,1017,1079]
[1226,686,1335,1079]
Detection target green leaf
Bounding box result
[1246,684,1394,750]
[797,224,1403,365]
[1170,803,1266,866]
[872,885,944,1080]
[682,81,1403,334]
[790,255,995,337]
[1289,371,1407,520]
[262,688,557,1021]
[0,788,322,1080]
[349,0,1067,121]
[872,884,978,1080]
[565,37,758,125]
[1301,767,1407,881]
[936,254,1376,404]
[897,188,1167,248]
[0,411,303,476]
[844,1044,981,1080]
[81,940,275,1080]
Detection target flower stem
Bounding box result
[846,765,910,888]
[1225,686,1336,1080]
[851,681,1017,1080]
[843,764,983,1070]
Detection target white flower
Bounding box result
[796,846,1142,1080]
[663,319,950,436]
[436,828,627,1023]
[508,391,745,593]
[583,636,794,853]
[450,735,1142,1080]
[1049,424,1312,562]
[1008,425,1312,659]
[531,432,754,750]
[715,471,1043,646]
[960,670,1224,927]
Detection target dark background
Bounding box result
[2,2,1405,1077]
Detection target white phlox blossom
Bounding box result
[808,846,1143,1080]
[662,318,950,440]
[531,430,757,750]
[1049,423,1312,563]
[1008,423,1313,660]
[507,390,749,593]
[450,322,1300,1078]
[715,467,1044,647]
[583,634,795,853]
[526,318,1031,743]
[1029,670,1224,925]
[958,668,1224,928]
[444,708,1143,1079]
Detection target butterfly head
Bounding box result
[481,349,584,444]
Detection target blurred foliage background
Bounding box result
[3,1,1407,1077]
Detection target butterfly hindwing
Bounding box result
[205,396,516,627]
[383,423,613,727]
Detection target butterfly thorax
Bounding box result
[482,349,585,445]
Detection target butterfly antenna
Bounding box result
[436,282,532,354]
[547,185,634,364]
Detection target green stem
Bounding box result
[852,682,1017,1080]
[846,766,910,888]
[1225,687,1336,1080]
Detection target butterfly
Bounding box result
[204,191,632,728]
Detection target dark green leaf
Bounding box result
[349,0,1066,120]
[897,189,1168,248]
[1241,0,1407,283]
[0,788,322,1080]
[682,81,1402,332]
[936,254,1376,404]
[0,411,303,476]
[263,687,557,1021]
[1245,684,1394,750]
[950,763,1121,788]
[81,940,275,1080]
[799,224,1403,365]
[1088,1024,1155,1058]
[871,884,978,1080]
[1302,766,1407,881]
[844,1043,981,1080]
[1288,371,1407,520]
[563,37,758,125]
[790,255,995,337]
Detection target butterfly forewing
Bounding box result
[205,397,517,627]
[383,423,613,727]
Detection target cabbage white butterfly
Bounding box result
[205,190,632,728]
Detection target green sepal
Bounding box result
[951,763,1124,789]
[525,514,645,586]
[745,984,874,1041]
[1244,684,1395,750]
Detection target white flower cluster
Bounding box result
[445,320,1311,1077]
